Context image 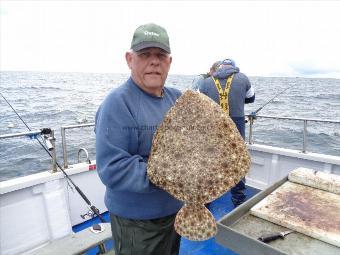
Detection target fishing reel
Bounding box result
[245,112,257,123]
[80,210,95,220]
[249,111,257,120]
[80,207,100,220]
[24,128,55,151]
[41,128,54,151]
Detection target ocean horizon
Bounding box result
[1,71,339,181]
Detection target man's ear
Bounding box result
[125,51,133,69]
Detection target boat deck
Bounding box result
[72,186,260,255]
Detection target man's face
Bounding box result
[126,47,172,96]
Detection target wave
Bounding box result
[314,93,340,100]
[1,72,340,181]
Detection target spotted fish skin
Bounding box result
[175,204,216,241]
[147,90,250,241]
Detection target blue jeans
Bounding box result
[231,117,247,207]
[231,177,246,207]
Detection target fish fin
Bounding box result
[174,203,217,241]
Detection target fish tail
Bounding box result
[174,203,217,241]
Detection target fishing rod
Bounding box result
[1,92,106,223]
[250,82,296,118]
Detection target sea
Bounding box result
[1,71,340,181]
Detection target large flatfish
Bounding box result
[147,90,250,241]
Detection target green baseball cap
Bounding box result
[131,23,171,53]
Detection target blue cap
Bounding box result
[221,59,236,67]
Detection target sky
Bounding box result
[1,0,340,78]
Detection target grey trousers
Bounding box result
[110,213,181,255]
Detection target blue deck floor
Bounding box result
[179,186,259,255]
[73,186,260,255]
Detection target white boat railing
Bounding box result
[61,123,95,169]
[0,129,58,172]
[0,130,43,139]
[247,115,340,153]
[1,115,339,171]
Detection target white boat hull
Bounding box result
[1,144,339,254]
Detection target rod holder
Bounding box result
[47,130,57,172]
[248,116,254,145]
[302,120,307,153]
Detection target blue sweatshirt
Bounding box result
[95,78,183,220]
[198,66,255,139]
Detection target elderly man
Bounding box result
[199,58,255,208]
[95,23,182,255]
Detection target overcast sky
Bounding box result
[1,1,340,78]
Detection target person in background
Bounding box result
[191,61,221,90]
[95,23,182,255]
[198,58,255,208]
